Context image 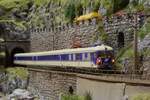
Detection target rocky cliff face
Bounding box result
[0,68,37,99]
[0,0,34,41]
[139,34,150,50]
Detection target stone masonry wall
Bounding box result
[30,13,143,52]
[54,20,98,50]
[30,19,98,52]
[28,69,77,100]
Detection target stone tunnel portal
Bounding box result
[9,47,25,67]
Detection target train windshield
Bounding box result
[96,50,115,68]
[97,50,114,58]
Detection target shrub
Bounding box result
[61,94,84,100]
[131,93,150,100]
[6,67,28,80]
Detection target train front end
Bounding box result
[95,45,115,70]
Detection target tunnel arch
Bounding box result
[10,47,25,67]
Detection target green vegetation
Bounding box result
[61,91,92,100]
[138,17,150,40]
[34,0,49,6]
[62,94,85,100]
[6,67,28,80]
[113,0,129,13]
[97,21,108,42]
[116,16,150,68]
[0,52,5,57]
[131,93,150,100]
[141,48,150,57]
[84,91,92,100]
[0,0,131,28]
[126,0,149,13]
[0,20,26,30]
[64,2,76,23]
[114,43,133,69]
[0,0,30,10]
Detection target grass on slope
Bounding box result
[0,0,30,10]
[34,0,50,6]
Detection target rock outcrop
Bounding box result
[139,34,150,50]
[7,89,35,100]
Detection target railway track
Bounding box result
[27,66,150,84]
[27,66,123,75]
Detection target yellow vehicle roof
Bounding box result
[74,12,102,22]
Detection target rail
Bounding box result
[27,66,150,81]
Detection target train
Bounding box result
[14,45,115,69]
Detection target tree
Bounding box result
[64,2,76,23]
[113,0,129,13]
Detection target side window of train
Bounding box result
[75,53,82,61]
[83,53,88,61]
[61,54,69,61]
[33,56,36,61]
[69,54,73,61]
[73,54,75,61]
[87,53,91,61]
[90,52,96,61]
[71,54,74,61]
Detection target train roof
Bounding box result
[15,45,113,57]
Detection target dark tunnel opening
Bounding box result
[9,47,25,67]
[117,32,125,49]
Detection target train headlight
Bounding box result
[112,59,115,63]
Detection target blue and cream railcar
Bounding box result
[14,45,114,68]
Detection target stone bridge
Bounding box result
[27,67,150,100]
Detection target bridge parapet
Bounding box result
[27,67,150,100]
[27,66,150,84]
